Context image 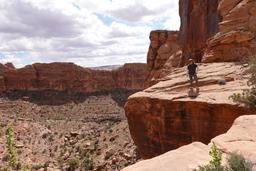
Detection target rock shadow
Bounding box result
[188,87,200,99]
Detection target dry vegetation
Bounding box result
[0,95,140,171]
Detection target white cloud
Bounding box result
[0,0,180,68]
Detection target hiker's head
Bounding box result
[188,58,194,64]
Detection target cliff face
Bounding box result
[179,0,256,64]
[202,0,256,62]
[124,0,256,160]
[122,115,256,171]
[146,0,256,83]
[146,31,180,85]
[125,63,255,159]
[179,0,220,65]
[0,62,147,93]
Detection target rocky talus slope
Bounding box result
[122,115,256,171]
[125,62,255,159]
[0,96,140,170]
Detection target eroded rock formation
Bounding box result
[146,0,256,85]
[122,115,256,171]
[125,63,255,159]
[146,30,180,84]
[179,0,256,64]
[0,62,147,93]
[202,0,256,62]
[179,0,220,64]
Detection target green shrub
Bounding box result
[230,57,256,107]
[82,156,94,171]
[3,124,29,171]
[227,152,251,171]
[195,144,252,171]
[5,124,17,169]
[67,158,79,171]
[21,164,29,171]
[195,143,225,171]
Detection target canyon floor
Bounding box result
[0,94,140,171]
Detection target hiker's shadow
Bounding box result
[188,87,200,99]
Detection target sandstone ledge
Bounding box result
[125,63,256,159]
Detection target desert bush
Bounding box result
[82,156,94,171]
[5,124,18,169]
[195,143,225,171]
[3,124,28,171]
[67,158,79,171]
[227,152,251,171]
[195,143,252,171]
[230,57,256,107]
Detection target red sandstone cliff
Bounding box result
[146,30,180,84]
[179,0,220,64]
[125,63,255,159]
[202,0,256,62]
[0,62,147,93]
[146,0,256,85]
[125,0,256,164]
[123,115,256,170]
[179,0,256,64]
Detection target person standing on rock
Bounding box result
[187,58,198,87]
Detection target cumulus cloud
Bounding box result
[0,0,180,68]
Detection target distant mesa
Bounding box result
[0,62,147,105]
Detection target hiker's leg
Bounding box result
[194,75,198,87]
[189,75,193,87]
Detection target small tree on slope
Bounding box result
[230,57,256,107]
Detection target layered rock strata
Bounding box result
[146,30,180,84]
[146,0,256,85]
[179,0,220,64]
[0,62,147,93]
[179,0,256,64]
[122,115,256,171]
[202,0,256,62]
[125,62,255,159]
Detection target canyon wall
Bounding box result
[130,0,256,159]
[123,115,256,171]
[124,0,256,164]
[0,62,147,93]
[146,0,256,85]
[202,0,256,62]
[179,0,220,65]
[125,63,255,159]
[146,30,180,84]
[179,0,256,64]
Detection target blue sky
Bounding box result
[0,0,180,68]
